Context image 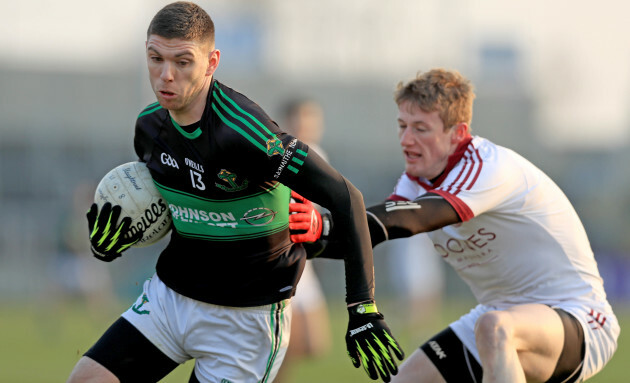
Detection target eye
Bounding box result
[178,60,190,67]
[150,56,163,62]
[413,126,427,133]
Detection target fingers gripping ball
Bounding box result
[93,161,172,249]
[346,302,405,382]
[87,202,142,262]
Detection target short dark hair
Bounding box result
[147,1,215,46]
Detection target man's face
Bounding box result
[288,103,324,145]
[146,35,215,114]
[397,101,460,180]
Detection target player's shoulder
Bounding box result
[209,79,283,156]
[392,172,427,200]
[211,80,275,128]
[136,101,168,123]
[471,136,536,169]
[467,135,518,169]
[466,136,550,191]
[469,136,498,157]
[135,101,168,137]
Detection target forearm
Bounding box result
[288,153,375,303]
[366,194,461,247]
[337,178,375,304]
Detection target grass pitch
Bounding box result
[0,297,626,382]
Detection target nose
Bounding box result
[160,62,175,82]
[399,127,414,146]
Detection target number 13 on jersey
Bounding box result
[190,170,206,190]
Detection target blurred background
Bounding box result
[1,0,629,381]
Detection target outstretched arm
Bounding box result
[290,193,461,255]
[366,193,461,247]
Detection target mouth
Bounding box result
[404,150,422,161]
[159,90,176,98]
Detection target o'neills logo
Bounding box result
[126,199,169,238]
[123,167,142,191]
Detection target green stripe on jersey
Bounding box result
[212,102,267,152]
[138,103,162,118]
[288,147,308,175]
[142,101,160,111]
[215,84,277,139]
[170,116,202,139]
[212,84,282,155]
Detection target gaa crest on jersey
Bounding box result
[215,169,248,192]
[266,137,285,157]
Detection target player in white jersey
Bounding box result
[291,69,619,382]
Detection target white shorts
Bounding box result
[122,274,292,383]
[449,302,619,381]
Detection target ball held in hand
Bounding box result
[94,161,172,247]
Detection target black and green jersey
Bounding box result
[134,79,374,306]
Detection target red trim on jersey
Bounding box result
[433,136,473,187]
[401,136,478,222]
[403,136,473,188]
[432,189,475,221]
[445,145,483,196]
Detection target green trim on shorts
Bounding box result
[261,301,286,382]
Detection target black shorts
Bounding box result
[420,308,585,383]
[84,317,182,383]
[547,308,585,383]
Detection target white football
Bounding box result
[94,161,172,248]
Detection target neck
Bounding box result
[170,77,212,126]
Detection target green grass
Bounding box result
[0,298,626,382]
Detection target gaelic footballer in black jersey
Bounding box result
[135,79,374,307]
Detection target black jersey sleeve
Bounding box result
[210,82,375,304]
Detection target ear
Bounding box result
[451,122,469,144]
[206,49,221,76]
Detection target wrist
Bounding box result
[321,212,332,239]
[348,300,378,315]
[90,245,120,262]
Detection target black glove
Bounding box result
[346,301,405,382]
[86,202,142,262]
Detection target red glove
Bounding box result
[289,190,323,243]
